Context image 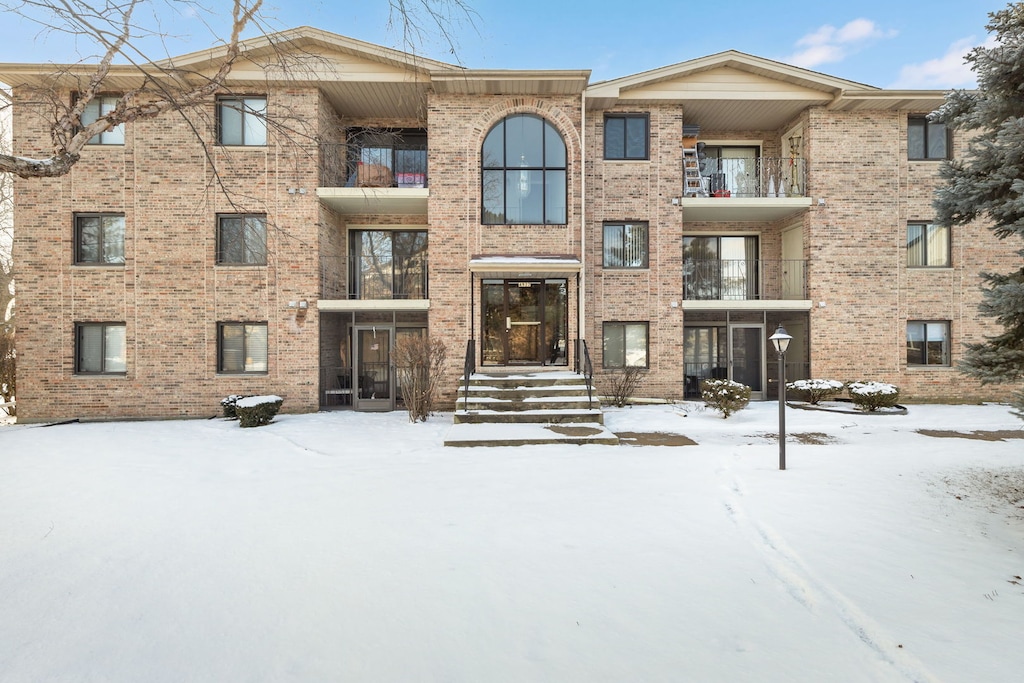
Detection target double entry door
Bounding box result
[683,324,765,400]
[482,279,568,366]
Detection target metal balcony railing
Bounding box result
[693,157,807,198]
[318,255,429,301]
[683,258,807,300]
[320,142,428,189]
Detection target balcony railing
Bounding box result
[320,142,428,189]
[318,254,429,301]
[683,258,807,300]
[694,157,807,198]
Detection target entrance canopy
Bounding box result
[469,255,582,279]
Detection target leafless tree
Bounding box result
[0,0,476,179]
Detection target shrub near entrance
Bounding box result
[847,382,900,412]
[787,379,844,405]
[700,378,751,418]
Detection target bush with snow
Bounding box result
[220,394,252,419]
[700,378,751,418]
[846,381,900,412]
[234,395,283,427]
[787,378,844,405]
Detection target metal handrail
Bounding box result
[683,258,807,300]
[694,156,807,198]
[462,339,475,413]
[575,338,594,407]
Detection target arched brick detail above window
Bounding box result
[470,99,581,163]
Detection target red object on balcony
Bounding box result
[712,189,731,198]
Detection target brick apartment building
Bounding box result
[3,27,1018,422]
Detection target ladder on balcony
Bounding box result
[683,146,707,197]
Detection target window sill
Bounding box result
[217,372,269,376]
[907,267,953,272]
[906,365,955,371]
[216,145,268,150]
[214,263,268,268]
[72,263,126,268]
[74,372,127,377]
[603,158,650,163]
[601,267,651,273]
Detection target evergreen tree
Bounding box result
[934,3,1024,419]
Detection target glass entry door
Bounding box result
[354,326,392,411]
[482,280,567,366]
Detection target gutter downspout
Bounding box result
[579,89,586,358]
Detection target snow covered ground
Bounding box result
[1,402,1023,682]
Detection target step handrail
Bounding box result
[462,339,475,413]
[575,338,595,407]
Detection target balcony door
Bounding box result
[684,236,759,301]
[702,146,759,197]
[482,279,567,366]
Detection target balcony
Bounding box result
[680,157,812,222]
[683,258,808,303]
[317,137,429,216]
[318,232,429,311]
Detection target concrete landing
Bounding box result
[444,421,619,447]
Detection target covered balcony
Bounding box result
[679,155,812,222]
[317,128,429,215]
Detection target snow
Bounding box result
[1,402,1023,682]
[234,394,284,408]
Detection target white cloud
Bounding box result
[889,35,997,89]
[786,18,897,69]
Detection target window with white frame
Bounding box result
[217,214,267,265]
[218,322,268,373]
[74,213,125,265]
[80,96,125,144]
[603,222,648,268]
[603,321,649,368]
[907,321,950,366]
[907,223,950,267]
[908,116,949,160]
[604,114,649,160]
[75,322,127,374]
[217,96,267,146]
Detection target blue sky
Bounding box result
[0,0,1000,89]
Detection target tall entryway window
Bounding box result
[482,279,568,366]
[481,114,567,225]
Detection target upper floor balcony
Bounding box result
[679,156,812,222]
[683,258,808,305]
[317,128,429,216]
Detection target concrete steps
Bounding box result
[446,370,618,446]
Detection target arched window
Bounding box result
[481,114,567,225]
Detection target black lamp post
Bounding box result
[769,324,792,470]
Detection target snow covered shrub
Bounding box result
[786,379,844,405]
[220,394,251,419]
[846,382,900,412]
[701,378,751,418]
[234,395,283,427]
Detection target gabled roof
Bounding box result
[586,50,946,130]
[157,25,461,74]
[0,26,465,119]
